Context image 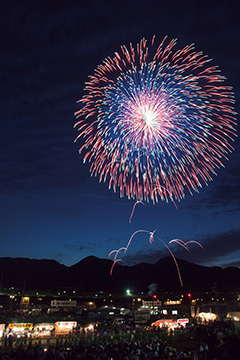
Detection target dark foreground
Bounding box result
[1,325,240,360]
[0,337,239,359]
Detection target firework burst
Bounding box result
[74,36,237,203]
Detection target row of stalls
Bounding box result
[151,312,240,330]
[1,321,78,339]
[1,312,239,339]
[152,318,189,330]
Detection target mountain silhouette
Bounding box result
[0,256,239,294]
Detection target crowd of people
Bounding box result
[0,339,207,360]
[0,320,239,359]
[0,332,239,359]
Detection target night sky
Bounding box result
[0,0,239,269]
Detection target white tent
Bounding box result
[196,312,217,322]
[227,312,240,321]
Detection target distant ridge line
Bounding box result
[0,256,239,293]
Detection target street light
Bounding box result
[9,295,15,309]
[126,289,135,325]
[151,294,158,314]
[187,291,193,320]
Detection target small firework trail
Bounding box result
[75,36,237,204]
[168,239,204,252]
[129,201,145,224]
[125,229,157,250]
[109,258,124,276]
[108,229,155,274]
[158,237,183,287]
[108,229,183,287]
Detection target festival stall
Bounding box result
[6,323,33,338]
[152,318,189,329]
[54,321,77,336]
[32,323,54,338]
[227,312,240,321]
[0,324,5,337]
[196,312,217,323]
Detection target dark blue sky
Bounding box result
[0,0,239,268]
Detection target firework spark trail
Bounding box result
[129,201,145,224]
[110,259,124,276]
[75,36,237,204]
[169,239,204,252]
[108,230,154,274]
[152,186,178,209]
[124,229,156,252]
[169,239,190,252]
[149,229,156,244]
[186,240,204,249]
[108,247,127,275]
[157,237,183,287]
[108,229,183,287]
[108,247,127,260]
